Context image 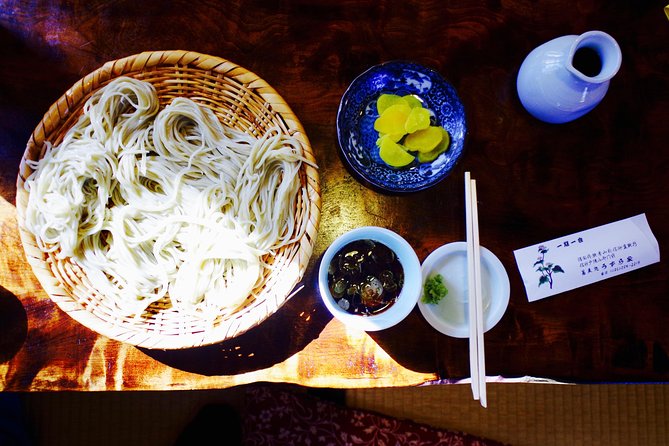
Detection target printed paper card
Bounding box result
[514,214,660,302]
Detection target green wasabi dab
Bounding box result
[422,273,448,304]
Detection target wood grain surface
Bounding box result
[1,0,668,390]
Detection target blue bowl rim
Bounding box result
[336,60,468,194]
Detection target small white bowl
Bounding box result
[318,226,422,331]
[418,242,510,338]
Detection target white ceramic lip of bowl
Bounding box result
[318,226,422,331]
[418,241,510,338]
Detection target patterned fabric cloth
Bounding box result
[242,385,509,446]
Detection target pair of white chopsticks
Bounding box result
[465,171,487,408]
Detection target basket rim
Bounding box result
[15,50,321,349]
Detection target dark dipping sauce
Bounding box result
[327,239,404,316]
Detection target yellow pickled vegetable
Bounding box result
[402,94,423,109]
[377,135,415,167]
[386,131,405,143]
[373,92,451,167]
[435,127,450,152]
[404,126,443,152]
[417,148,441,163]
[376,94,408,115]
[373,103,411,135]
[417,127,451,162]
[404,107,431,134]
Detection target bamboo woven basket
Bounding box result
[15,50,320,349]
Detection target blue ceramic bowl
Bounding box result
[336,61,467,193]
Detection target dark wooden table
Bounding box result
[1,0,668,391]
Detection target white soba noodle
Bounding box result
[23,76,314,321]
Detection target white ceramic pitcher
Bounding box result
[516,31,622,124]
